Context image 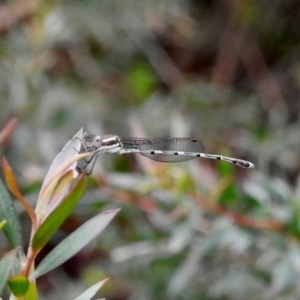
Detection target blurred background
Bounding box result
[1,0,300,299]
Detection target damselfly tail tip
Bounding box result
[236,160,255,168]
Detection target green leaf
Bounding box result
[0,249,18,295]
[8,274,29,297]
[35,128,89,215]
[30,209,119,279]
[73,278,109,300]
[44,169,78,219]
[2,157,36,225]
[31,174,87,251]
[40,128,83,193]
[0,220,6,230]
[0,177,23,249]
[36,152,88,218]
[25,281,38,300]
[48,169,76,204]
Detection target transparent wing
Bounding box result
[120,137,205,162]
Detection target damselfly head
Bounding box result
[83,133,102,151]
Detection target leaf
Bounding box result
[35,129,90,216]
[31,174,87,251]
[2,157,36,225]
[42,169,77,221]
[40,128,83,191]
[36,152,89,217]
[0,118,17,146]
[25,281,38,300]
[0,249,18,295]
[73,278,109,300]
[0,220,6,230]
[30,209,119,279]
[8,275,29,297]
[48,169,76,205]
[0,177,23,249]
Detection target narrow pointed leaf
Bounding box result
[43,169,77,221]
[0,177,23,248]
[31,209,119,279]
[36,152,89,216]
[0,118,17,146]
[74,278,109,300]
[0,249,18,295]
[36,128,85,214]
[8,275,29,297]
[41,128,83,190]
[32,174,87,251]
[48,169,76,206]
[2,158,36,224]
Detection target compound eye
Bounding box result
[93,136,102,147]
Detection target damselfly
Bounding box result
[77,133,254,174]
